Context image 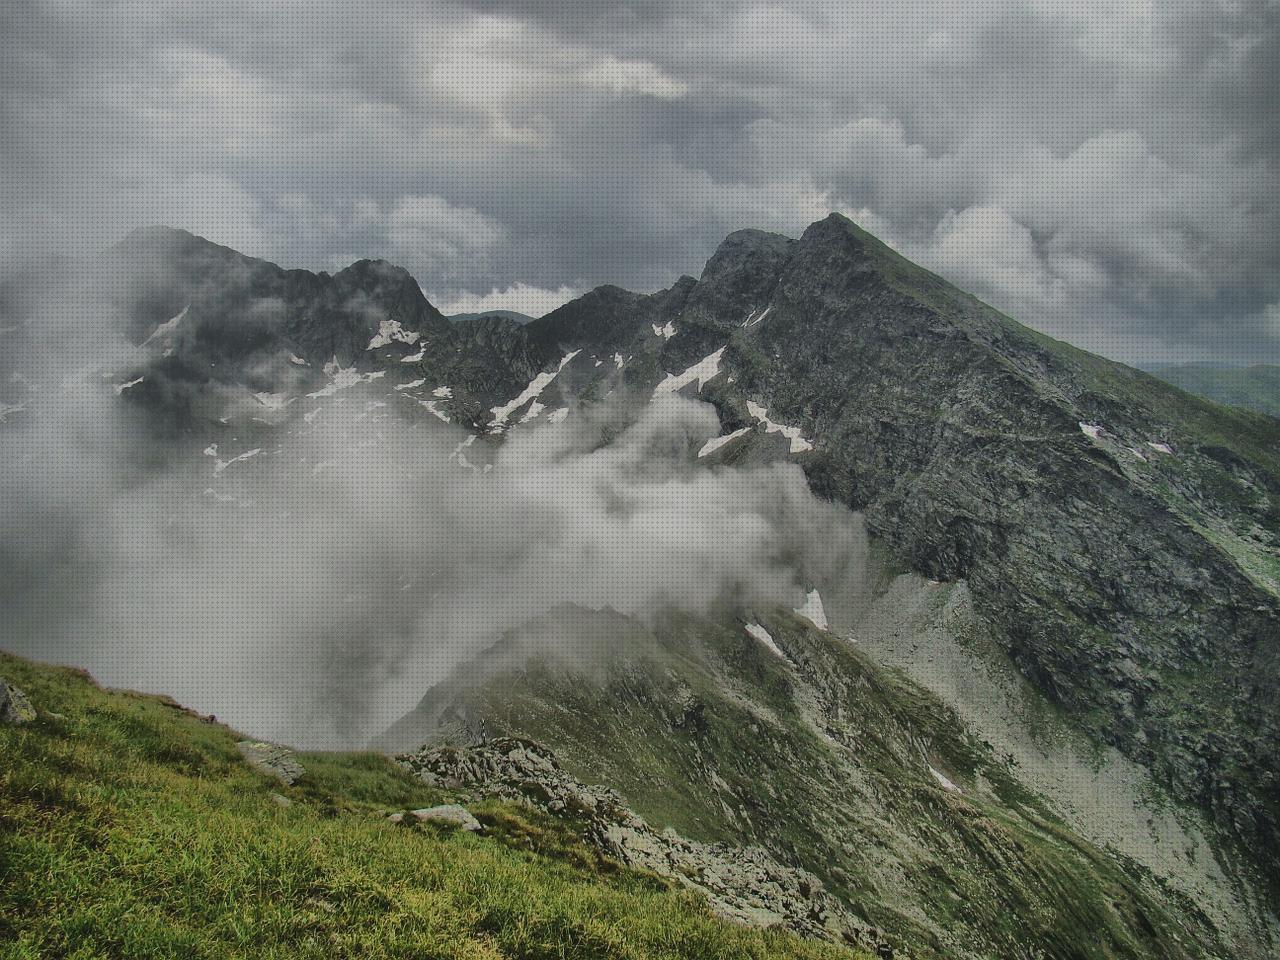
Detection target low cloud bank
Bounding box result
[1,312,868,746]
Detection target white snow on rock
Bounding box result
[746,401,813,453]
[1079,422,1104,440]
[203,444,217,457]
[794,589,828,630]
[929,766,962,794]
[401,347,426,363]
[114,376,144,395]
[745,623,788,660]
[288,354,308,366]
[214,448,261,474]
[1147,441,1174,455]
[490,351,580,430]
[613,353,625,369]
[547,407,569,424]
[519,401,546,423]
[433,386,453,399]
[697,426,751,458]
[450,434,478,469]
[651,320,676,340]
[742,305,772,328]
[395,379,427,391]
[142,305,189,345]
[420,400,450,423]
[654,347,725,398]
[308,363,386,397]
[366,319,420,350]
[254,392,292,410]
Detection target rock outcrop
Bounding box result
[398,737,882,951]
[0,677,35,724]
[236,740,305,785]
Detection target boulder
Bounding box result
[0,678,36,724]
[236,740,304,785]
[405,804,482,832]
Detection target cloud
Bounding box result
[387,195,507,260]
[580,56,689,99]
[1,0,1276,363]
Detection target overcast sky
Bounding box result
[2,0,1276,364]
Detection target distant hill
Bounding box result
[448,310,536,325]
[1146,362,1280,418]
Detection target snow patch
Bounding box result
[651,320,676,340]
[308,363,386,397]
[401,347,426,363]
[395,379,427,391]
[420,400,451,423]
[929,766,961,794]
[1079,422,1104,440]
[254,392,292,410]
[745,623,788,660]
[366,319,421,350]
[490,351,580,430]
[1147,441,1174,455]
[547,407,569,424]
[794,589,828,630]
[450,434,478,470]
[288,354,308,366]
[697,426,751,458]
[653,347,725,398]
[114,376,144,395]
[613,353,625,369]
[742,305,772,328]
[746,401,813,453]
[519,401,546,423]
[433,386,453,399]
[142,305,189,345]
[214,448,261,474]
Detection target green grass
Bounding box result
[0,650,861,960]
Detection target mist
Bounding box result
[0,290,869,748]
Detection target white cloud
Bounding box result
[580,56,689,99]
[387,195,506,259]
[437,282,580,318]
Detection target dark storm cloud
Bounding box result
[1,0,1276,363]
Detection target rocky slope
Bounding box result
[3,217,1277,956]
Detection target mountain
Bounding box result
[3,218,1279,957]
[1145,363,1280,419]
[0,650,862,959]
[448,309,537,325]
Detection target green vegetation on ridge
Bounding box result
[0,650,860,960]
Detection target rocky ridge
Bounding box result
[398,736,884,953]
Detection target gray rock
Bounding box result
[406,804,482,832]
[0,678,36,724]
[397,738,862,946]
[237,740,304,785]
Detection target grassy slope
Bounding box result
[0,650,860,960]
[405,610,1226,960]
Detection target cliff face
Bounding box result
[512,214,1280,884]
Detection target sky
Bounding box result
[2,0,1277,365]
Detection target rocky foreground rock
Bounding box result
[398,736,891,954]
[0,677,35,724]
[236,740,305,785]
